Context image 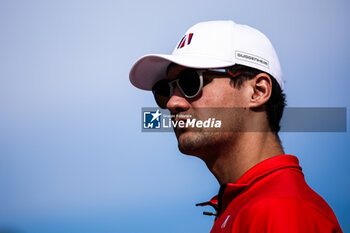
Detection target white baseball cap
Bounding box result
[129,20,283,90]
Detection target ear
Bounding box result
[249,73,272,108]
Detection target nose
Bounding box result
[166,86,191,114]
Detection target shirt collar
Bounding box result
[197,154,303,216]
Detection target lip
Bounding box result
[173,117,188,122]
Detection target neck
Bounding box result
[202,131,284,185]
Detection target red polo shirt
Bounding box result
[197,155,343,233]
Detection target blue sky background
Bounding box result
[0,0,349,232]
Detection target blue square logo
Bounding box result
[143,109,162,129]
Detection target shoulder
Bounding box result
[233,197,342,233]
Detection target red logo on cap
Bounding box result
[177,33,194,49]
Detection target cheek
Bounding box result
[227,89,250,107]
[192,89,221,107]
[196,81,247,107]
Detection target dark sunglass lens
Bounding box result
[178,69,200,97]
[152,79,171,108]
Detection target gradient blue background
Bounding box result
[0,0,349,232]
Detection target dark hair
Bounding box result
[228,65,286,133]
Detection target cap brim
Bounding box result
[129,54,235,90]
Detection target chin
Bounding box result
[175,128,235,158]
[175,130,212,156]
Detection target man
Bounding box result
[129,20,343,232]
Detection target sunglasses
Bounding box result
[152,68,229,109]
